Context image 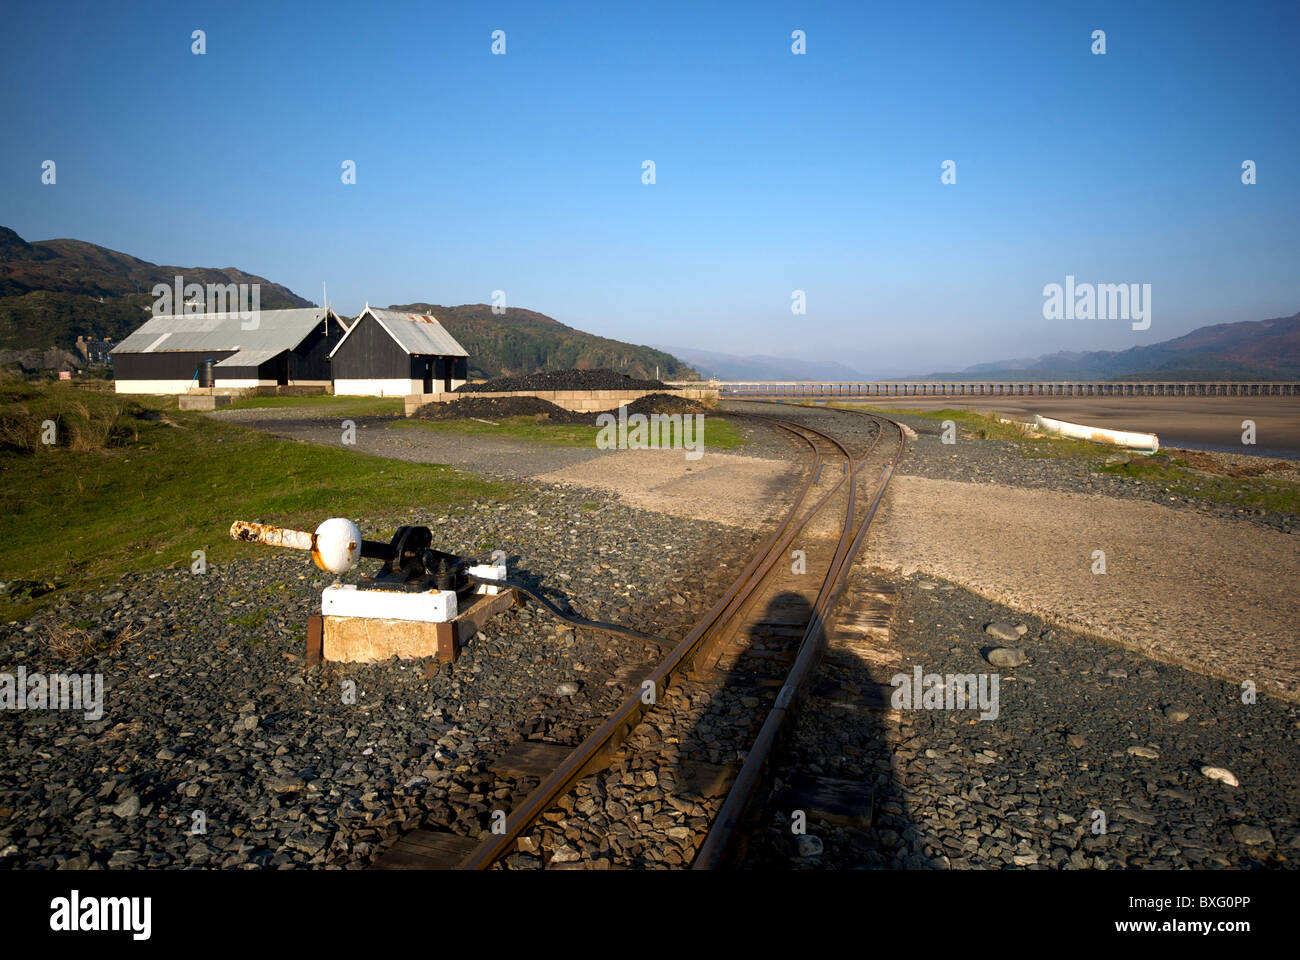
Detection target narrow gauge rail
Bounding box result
[447,411,896,869]
[694,404,907,867]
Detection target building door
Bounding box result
[276,355,289,386]
[423,360,433,394]
[443,358,452,393]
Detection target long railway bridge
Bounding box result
[686,380,1299,399]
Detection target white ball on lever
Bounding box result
[312,518,362,573]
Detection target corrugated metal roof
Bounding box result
[329,307,468,358]
[214,348,283,368]
[112,308,332,355]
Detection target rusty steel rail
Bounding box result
[686,411,888,678]
[692,413,907,868]
[455,413,860,870]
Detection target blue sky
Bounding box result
[2,0,1297,375]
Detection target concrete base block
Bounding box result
[311,588,519,664]
[322,615,457,663]
[178,394,233,410]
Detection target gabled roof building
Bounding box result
[328,306,469,397]
[111,307,346,394]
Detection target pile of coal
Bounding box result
[456,368,675,393]
[412,395,569,421]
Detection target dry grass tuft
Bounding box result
[42,621,140,658]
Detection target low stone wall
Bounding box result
[404,386,718,417]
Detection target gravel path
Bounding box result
[863,475,1300,701]
[536,449,800,530]
[209,409,611,479]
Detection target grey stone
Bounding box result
[795,834,823,857]
[112,794,141,819]
[985,622,1022,643]
[1230,824,1274,846]
[266,775,306,794]
[555,681,580,697]
[1163,704,1190,722]
[986,647,1026,668]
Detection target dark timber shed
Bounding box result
[111,307,346,394]
[328,306,469,397]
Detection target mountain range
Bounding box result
[3,226,1294,382]
[917,313,1300,381]
[0,227,311,353]
[0,227,697,381]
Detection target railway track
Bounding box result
[372,405,906,869]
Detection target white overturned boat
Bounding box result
[1033,414,1159,454]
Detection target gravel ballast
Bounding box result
[748,571,1300,869]
[0,489,759,869]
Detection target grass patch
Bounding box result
[394,414,746,450]
[224,394,404,416]
[226,609,268,629]
[833,404,1107,457]
[1096,460,1300,514]
[0,384,514,620]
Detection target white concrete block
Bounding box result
[467,562,507,595]
[321,584,458,623]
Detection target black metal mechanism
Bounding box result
[464,573,668,648]
[353,522,668,647]
[358,525,468,593]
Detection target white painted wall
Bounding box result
[214,378,275,389]
[114,379,194,395]
[334,378,421,397]
[117,378,331,395]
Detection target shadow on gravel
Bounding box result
[681,590,916,869]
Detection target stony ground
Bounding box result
[879,407,1298,534]
[750,570,1300,869]
[0,489,760,869]
[5,399,1296,871]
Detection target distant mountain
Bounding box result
[388,302,698,381]
[660,345,865,381]
[919,312,1300,381]
[0,226,313,352]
